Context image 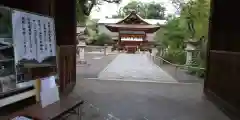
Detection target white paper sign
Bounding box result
[12,116,33,120]
[12,10,56,64]
[40,76,57,91]
[40,87,59,108]
[40,76,59,108]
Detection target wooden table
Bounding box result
[2,96,84,120]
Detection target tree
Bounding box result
[155,0,210,77]
[76,0,122,24]
[172,0,210,40]
[146,2,166,19]
[157,0,210,52]
[114,1,166,19]
[85,19,99,44]
[94,33,113,46]
[179,0,210,68]
[161,18,188,49]
[155,17,189,64]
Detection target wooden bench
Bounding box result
[2,95,84,120]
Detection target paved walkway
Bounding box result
[74,79,230,120]
[76,54,117,78]
[75,53,229,120]
[98,54,177,82]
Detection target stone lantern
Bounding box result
[76,25,87,64]
[77,35,87,64]
[184,39,199,65]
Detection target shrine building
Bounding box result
[98,11,166,53]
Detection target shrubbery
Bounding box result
[186,56,206,78]
[92,33,113,46]
[162,49,186,65]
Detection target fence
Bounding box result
[147,53,205,81]
[85,46,105,52]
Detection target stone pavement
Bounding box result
[98,53,177,82]
[159,64,204,84]
[73,78,230,120]
[75,53,229,120]
[76,54,117,78]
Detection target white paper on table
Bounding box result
[11,116,33,120]
[40,76,57,91]
[49,76,57,88]
[39,76,59,108]
[40,86,60,108]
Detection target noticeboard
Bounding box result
[12,9,56,64]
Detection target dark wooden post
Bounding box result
[54,0,76,93]
[204,0,240,119]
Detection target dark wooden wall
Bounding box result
[1,0,76,93]
[1,0,50,15]
[205,0,240,119]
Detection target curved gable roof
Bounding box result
[98,18,167,26]
[116,11,150,25]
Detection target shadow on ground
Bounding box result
[76,54,117,78]
[73,78,230,120]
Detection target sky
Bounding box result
[90,0,177,19]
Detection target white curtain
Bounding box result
[121,37,143,41]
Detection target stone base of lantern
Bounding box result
[78,59,87,64]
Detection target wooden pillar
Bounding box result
[54,0,76,93]
[205,0,240,119]
[1,0,50,16]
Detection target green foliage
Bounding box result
[156,17,189,50]
[84,19,98,44]
[76,0,88,24]
[186,58,206,78]
[180,0,210,77]
[115,1,166,19]
[180,0,210,40]
[163,49,186,64]
[76,0,122,24]
[93,33,112,46]
[147,2,166,19]
[155,0,210,78]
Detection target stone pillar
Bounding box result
[185,42,196,65]
[104,44,107,56]
[157,45,164,65]
[79,46,85,60]
[186,50,193,65]
[77,41,87,64]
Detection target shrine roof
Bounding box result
[97,11,166,25]
[119,31,145,34]
[101,11,165,33]
[105,24,160,33]
[98,18,166,25]
[106,24,159,29]
[116,11,150,25]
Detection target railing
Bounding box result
[85,46,105,52]
[147,53,205,81]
